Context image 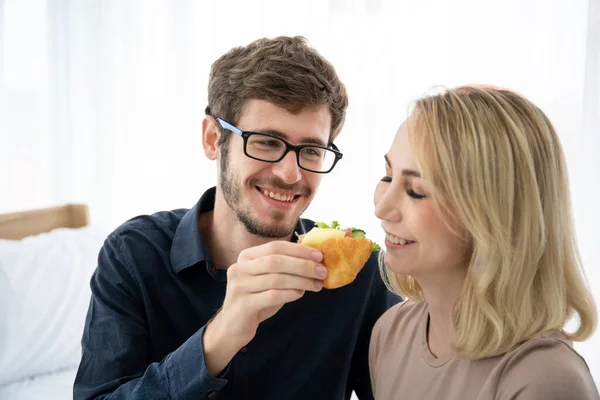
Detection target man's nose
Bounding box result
[272,151,302,184]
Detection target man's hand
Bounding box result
[202,241,327,376]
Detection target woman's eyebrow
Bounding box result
[384,155,421,178]
[401,169,421,178]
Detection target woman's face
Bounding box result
[374,121,469,279]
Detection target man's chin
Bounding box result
[238,212,298,239]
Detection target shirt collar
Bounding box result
[170,186,316,274]
[170,187,216,274]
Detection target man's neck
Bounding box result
[199,190,294,270]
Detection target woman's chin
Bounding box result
[383,253,416,276]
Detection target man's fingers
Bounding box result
[251,289,306,311]
[238,241,323,263]
[240,273,323,293]
[229,255,327,280]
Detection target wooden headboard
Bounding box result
[0,204,90,240]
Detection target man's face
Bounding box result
[218,99,332,239]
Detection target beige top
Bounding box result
[369,300,599,400]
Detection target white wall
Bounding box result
[1,0,599,387]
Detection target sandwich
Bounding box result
[298,221,380,289]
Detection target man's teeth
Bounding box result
[262,189,295,202]
[386,234,414,245]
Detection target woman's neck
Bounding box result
[419,269,466,358]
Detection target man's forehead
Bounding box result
[238,100,332,144]
[238,99,330,120]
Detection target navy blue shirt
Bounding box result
[74,187,400,400]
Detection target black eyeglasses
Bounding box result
[216,118,343,174]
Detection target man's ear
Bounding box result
[202,116,221,160]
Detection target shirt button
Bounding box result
[240,346,248,353]
[208,391,217,398]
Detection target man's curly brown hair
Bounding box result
[205,36,348,148]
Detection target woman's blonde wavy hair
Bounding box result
[380,85,597,360]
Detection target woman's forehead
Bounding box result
[388,122,418,169]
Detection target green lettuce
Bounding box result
[314,221,380,251]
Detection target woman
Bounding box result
[369,86,599,399]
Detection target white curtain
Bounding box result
[573,0,600,383]
[1,0,599,386]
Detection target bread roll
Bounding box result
[300,228,373,289]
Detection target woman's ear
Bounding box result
[202,116,221,160]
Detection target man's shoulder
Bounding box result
[101,208,190,269]
[111,208,189,241]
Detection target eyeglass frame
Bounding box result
[215,117,344,174]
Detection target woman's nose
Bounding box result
[374,184,402,223]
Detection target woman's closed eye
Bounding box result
[406,188,426,199]
[380,175,427,199]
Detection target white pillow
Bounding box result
[0,226,106,386]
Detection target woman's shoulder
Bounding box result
[372,299,425,341]
[369,299,426,371]
[377,299,424,324]
[497,332,599,399]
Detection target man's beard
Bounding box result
[219,145,311,239]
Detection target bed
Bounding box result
[0,204,90,240]
[0,204,105,399]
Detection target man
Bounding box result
[74,36,399,400]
